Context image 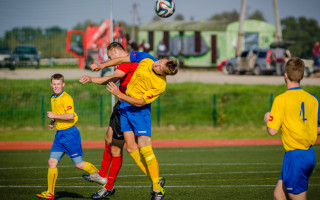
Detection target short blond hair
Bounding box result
[285,57,304,83]
[51,73,64,82]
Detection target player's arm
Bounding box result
[91,55,131,71]
[318,127,320,135]
[79,70,126,85]
[264,112,278,136]
[47,112,74,120]
[106,82,146,107]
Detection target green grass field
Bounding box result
[1,146,320,200]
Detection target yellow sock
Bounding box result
[83,162,99,174]
[129,149,151,181]
[47,168,58,194]
[140,145,161,191]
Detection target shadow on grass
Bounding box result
[54,191,111,200]
[54,191,85,199]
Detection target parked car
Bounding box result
[225,49,274,75]
[302,59,320,77]
[0,46,14,70]
[11,45,40,68]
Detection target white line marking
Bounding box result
[0,171,282,182]
[0,162,290,170]
[1,184,320,188]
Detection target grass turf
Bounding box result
[0,146,319,200]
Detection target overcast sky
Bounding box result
[1,0,320,37]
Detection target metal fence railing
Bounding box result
[0,91,291,128]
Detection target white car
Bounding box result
[0,46,14,70]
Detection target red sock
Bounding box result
[104,156,122,190]
[98,144,112,178]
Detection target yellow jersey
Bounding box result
[51,90,78,130]
[267,87,319,151]
[128,51,166,104]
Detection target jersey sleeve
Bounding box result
[130,51,157,63]
[62,95,75,114]
[267,96,283,130]
[311,94,320,127]
[117,63,130,74]
[142,82,166,104]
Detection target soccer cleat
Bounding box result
[82,173,107,185]
[151,177,166,191]
[151,188,165,200]
[36,191,54,200]
[159,177,166,188]
[91,187,115,199]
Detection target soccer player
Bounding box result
[37,73,99,200]
[92,50,178,200]
[264,57,320,200]
[79,42,139,199]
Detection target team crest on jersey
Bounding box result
[66,106,72,110]
[269,116,273,121]
[147,94,153,99]
[133,52,136,57]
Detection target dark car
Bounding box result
[11,45,40,68]
[225,49,274,75]
[0,46,14,70]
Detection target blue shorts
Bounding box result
[120,100,151,136]
[50,126,84,162]
[279,146,316,194]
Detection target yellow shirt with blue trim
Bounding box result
[51,90,78,130]
[127,51,166,104]
[267,87,319,151]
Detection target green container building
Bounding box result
[138,19,276,68]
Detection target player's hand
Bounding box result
[79,75,91,84]
[49,119,55,129]
[47,111,55,119]
[106,82,121,97]
[90,63,100,71]
[49,123,55,129]
[264,112,271,124]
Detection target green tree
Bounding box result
[282,16,320,59]
[42,26,68,58]
[248,10,266,21]
[5,27,44,53]
[4,26,71,58]
[174,13,184,21]
[152,15,162,22]
[209,10,239,23]
[73,20,99,32]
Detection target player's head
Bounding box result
[51,73,65,95]
[284,57,304,83]
[152,58,178,76]
[107,42,126,59]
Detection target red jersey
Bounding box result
[116,62,139,94]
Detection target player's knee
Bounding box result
[126,145,138,153]
[111,146,122,156]
[48,158,58,168]
[273,190,285,200]
[75,161,85,169]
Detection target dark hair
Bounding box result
[285,57,304,83]
[107,42,125,52]
[51,73,64,82]
[164,58,178,75]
